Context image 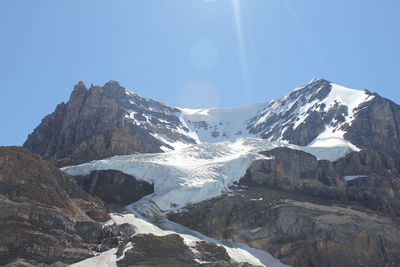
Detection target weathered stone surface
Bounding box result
[73,170,154,205]
[169,189,400,267]
[117,233,196,266]
[345,94,400,156]
[116,233,258,267]
[23,81,175,167]
[0,146,110,221]
[0,147,133,266]
[240,147,400,216]
[240,147,346,200]
[333,149,400,177]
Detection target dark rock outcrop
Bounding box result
[116,233,258,267]
[73,170,154,205]
[169,189,400,267]
[333,149,400,177]
[0,146,133,266]
[23,81,195,167]
[240,147,346,200]
[345,94,400,156]
[240,147,400,216]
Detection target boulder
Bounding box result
[116,233,258,267]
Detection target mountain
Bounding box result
[7,78,400,266]
[23,78,400,168]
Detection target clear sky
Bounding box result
[0,0,399,146]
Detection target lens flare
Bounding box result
[233,0,252,103]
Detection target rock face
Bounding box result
[169,147,400,267]
[169,189,400,267]
[239,147,400,216]
[116,233,257,267]
[73,170,154,205]
[247,79,335,146]
[246,79,400,157]
[241,147,345,189]
[0,146,134,266]
[23,81,196,167]
[345,94,400,156]
[333,149,400,177]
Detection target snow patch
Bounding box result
[69,248,117,267]
[249,227,262,233]
[344,175,368,181]
[179,103,266,143]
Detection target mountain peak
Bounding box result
[308,77,329,84]
[104,80,121,88]
[70,81,87,99]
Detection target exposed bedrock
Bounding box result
[169,147,400,267]
[116,233,258,267]
[345,94,400,156]
[0,147,135,266]
[73,170,154,206]
[169,189,400,267]
[23,81,171,167]
[239,147,400,216]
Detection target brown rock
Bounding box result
[23,81,171,167]
[0,146,114,265]
[169,189,400,267]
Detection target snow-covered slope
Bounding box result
[151,78,375,151]
[178,103,266,143]
[246,79,375,147]
[63,138,351,216]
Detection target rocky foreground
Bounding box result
[0,147,261,266]
[169,147,400,267]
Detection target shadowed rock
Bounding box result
[73,170,154,205]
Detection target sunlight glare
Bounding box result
[233,0,252,103]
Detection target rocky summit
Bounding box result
[2,79,400,267]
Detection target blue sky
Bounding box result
[0,0,399,146]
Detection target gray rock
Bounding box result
[0,146,131,266]
[73,170,154,205]
[240,147,400,216]
[240,147,346,200]
[116,233,259,267]
[23,81,195,167]
[345,94,400,156]
[169,189,400,267]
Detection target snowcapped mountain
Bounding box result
[25,78,399,167]
[9,78,400,267]
[51,77,400,219]
[177,78,376,150]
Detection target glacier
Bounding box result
[63,138,352,217]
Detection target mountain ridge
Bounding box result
[23,78,400,167]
